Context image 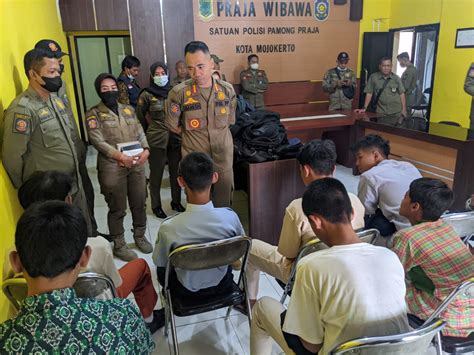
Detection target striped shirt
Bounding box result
[392,220,474,337]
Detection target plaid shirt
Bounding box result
[392,220,474,337]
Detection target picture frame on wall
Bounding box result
[455,27,474,48]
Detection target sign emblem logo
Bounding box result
[314,0,330,22]
[198,0,214,22]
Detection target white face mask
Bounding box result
[154,75,168,87]
[127,74,135,80]
[250,63,259,70]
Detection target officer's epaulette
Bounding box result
[215,78,234,92]
[17,95,30,108]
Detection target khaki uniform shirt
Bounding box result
[322,67,357,110]
[401,63,417,108]
[165,78,236,173]
[171,77,188,88]
[277,193,365,259]
[240,69,269,109]
[365,72,405,116]
[464,63,474,126]
[136,91,170,149]
[2,86,80,189]
[85,102,149,164]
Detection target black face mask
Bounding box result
[41,76,62,92]
[99,90,119,108]
[59,63,65,75]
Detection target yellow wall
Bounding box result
[359,0,474,127]
[0,0,78,321]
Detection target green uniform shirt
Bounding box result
[322,67,357,110]
[463,62,474,127]
[85,102,149,162]
[2,86,80,189]
[240,68,269,109]
[401,63,417,108]
[365,72,405,116]
[165,78,236,173]
[170,77,188,87]
[136,90,175,149]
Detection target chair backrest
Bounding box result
[330,319,446,354]
[441,211,474,239]
[424,278,474,325]
[356,228,381,244]
[168,236,251,271]
[2,278,28,311]
[74,272,117,300]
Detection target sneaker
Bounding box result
[134,235,153,254]
[146,309,166,334]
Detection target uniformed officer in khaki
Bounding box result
[211,54,227,82]
[240,54,269,110]
[2,48,91,235]
[397,52,417,112]
[464,62,474,130]
[170,60,189,87]
[86,73,152,261]
[322,52,357,111]
[35,38,101,238]
[165,41,236,208]
[137,61,184,219]
[355,57,407,123]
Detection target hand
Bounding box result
[119,154,134,168]
[336,80,343,88]
[354,108,366,114]
[342,79,350,86]
[135,149,150,166]
[401,109,408,118]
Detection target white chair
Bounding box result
[442,211,474,246]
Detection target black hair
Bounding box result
[351,134,390,158]
[150,61,168,76]
[409,178,454,221]
[297,139,337,176]
[248,54,259,62]
[94,73,117,95]
[23,48,56,78]
[379,56,392,65]
[15,201,88,278]
[121,55,141,70]
[397,52,410,60]
[302,178,353,224]
[184,41,210,56]
[178,152,214,192]
[18,171,73,209]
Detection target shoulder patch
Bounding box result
[469,68,474,78]
[170,103,181,116]
[18,96,30,108]
[86,115,98,129]
[13,113,31,134]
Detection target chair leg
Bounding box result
[167,291,179,355]
[225,305,232,320]
[434,332,443,355]
[280,288,288,304]
[242,274,252,326]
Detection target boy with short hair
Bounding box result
[352,134,421,236]
[153,152,244,296]
[251,178,409,355]
[392,177,474,337]
[0,201,154,353]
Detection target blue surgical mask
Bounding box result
[154,75,169,87]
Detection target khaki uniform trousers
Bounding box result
[251,297,295,355]
[211,168,234,208]
[247,239,293,300]
[98,160,147,239]
[149,138,182,209]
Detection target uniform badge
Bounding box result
[185,90,192,97]
[220,107,227,114]
[184,97,199,105]
[13,114,30,134]
[190,118,201,129]
[48,42,58,52]
[55,98,65,110]
[170,103,181,116]
[391,87,397,93]
[469,68,474,78]
[122,107,133,116]
[198,0,214,21]
[217,91,226,100]
[38,107,53,123]
[314,0,330,22]
[138,97,144,105]
[257,72,263,76]
[86,115,98,129]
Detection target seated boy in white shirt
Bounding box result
[352,134,421,236]
[250,178,409,355]
[153,152,245,298]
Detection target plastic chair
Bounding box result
[423,278,474,354]
[441,211,474,246]
[278,229,381,304]
[163,236,252,355]
[74,272,118,300]
[330,318,446,354]
[2,278,28,311]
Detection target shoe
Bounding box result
[134,235,153,254]
[146,309,166,334]
[113,236,138,261]
[152,207,167,219]
[171,202,185,212]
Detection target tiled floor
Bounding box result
[86,148,437,355]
